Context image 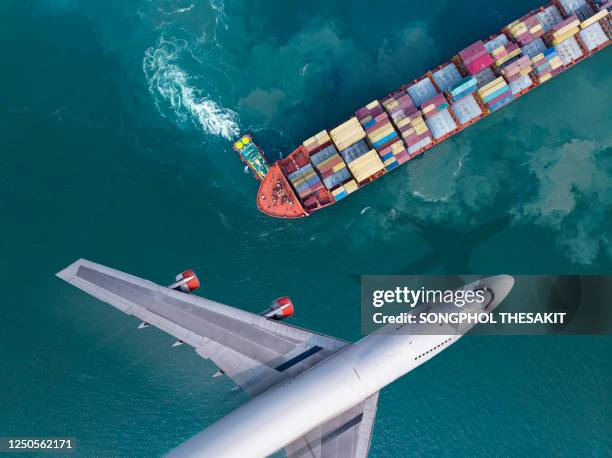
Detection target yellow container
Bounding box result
[396,117,410,128]
[384,157,396,166]
[421,103,435,114]
[390,141,405,154]
[580,9,608,29]
[369,123,394,139]
[479,80,506,97]
[331,163,346,173]
[332,186,345,197]
[550,59,563,70]
[530,24,543,34]
[479,77,505,94]
[553,20,580,37]
[414,124,428,135]
[330,117,366,149]
[383,99,399,110]
[551,28,579,45]
[303,137,317,147]
[344,180,358,193]
[315,130,330,143]
[539,73,552,83]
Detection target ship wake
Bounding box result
[143,37,239,140]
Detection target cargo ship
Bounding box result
[233,0,611,219]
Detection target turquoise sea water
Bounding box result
[1,0,611,456]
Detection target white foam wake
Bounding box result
[143,37,240,140]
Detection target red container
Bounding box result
[486,89,513,106]
[465,54,494,75]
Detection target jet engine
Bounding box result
[169,269,200,293]
[261,296,294,320]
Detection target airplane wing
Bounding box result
[56,259,349,396]
[284,392,379,458]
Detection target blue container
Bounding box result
[333,190,347,200]
[340,139,369,163]
[386,161,399,171]
[483,86,510,102]
[307,176,320,187]
[543,48,557,58]
[449,76,477,96]
[373,131,398,148]
[450,84,477,102]
[362,119,376,129]
[310,144,338,165]
[489,95,513,111]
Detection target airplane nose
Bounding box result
[477,275,515,311]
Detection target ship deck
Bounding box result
[257,164,308,218]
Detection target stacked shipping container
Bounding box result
[501,56,535,95]
[377,141,411,171]
[406,79,458,140]
[477,77,514,111]
[578,8,610,50]
[382,92,433,155]
[448,76,478,102]
[507,14,545,45]
[309,144,352,191]
[346,149,385,184]
[355,101,400,151]
[287,164,324,202]
[484,35,522,68]
[431,63,463,92]
[536,5,564,31]
[257,2,610,217]
[531,48,564,82]
[330,117,366,151]
[559,0,595,20]
[521,37,548,57]
[331,179,358,201]
[458,41,494,75]
[546,15,584,64]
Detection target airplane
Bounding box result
[57,259,514,457]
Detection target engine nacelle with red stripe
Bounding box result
[261,296,294,320]
[169,269,200,294]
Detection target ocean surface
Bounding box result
[1,0,611,456]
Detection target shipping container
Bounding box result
[252,1,611,218]
[406,78,438,107]
[452,94,483,125]
[536,5,564,31]
[356,100,400,151]
[431,63,463,92]
[484,34,522,67]
[339,139,370,164]
[554,35,584,63]
[425,109,458,139]
[474,67,497,87]
[347,149,385,183]
[330,117,366,150]
[507,13,545,45]
[559,0,595,20]
[579,21,609,49]
[521,37,548,57]
[458,41,495,75]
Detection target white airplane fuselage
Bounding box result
[169,276,513,458]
